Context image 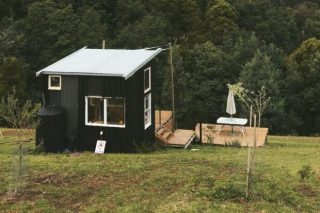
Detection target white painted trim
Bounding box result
[85,96,105,126]
[85,96,126,128]
[144,93,152,129]
[85,97,88,124]
[106,97,126,128]
[104,98,107,125]
[144,67,151,93]
[106,124,126,128]
[86,122,107,127]
[48,75,61,90]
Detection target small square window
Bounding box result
[48,75,61,90]
[144,67,151,93]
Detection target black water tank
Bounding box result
[36,106,66,152]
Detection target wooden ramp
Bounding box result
[155,110,195,148]
[155,110,172,130]
[195,123,268,147]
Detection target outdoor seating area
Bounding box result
[216,117,248,136]
[155,85,269,148]
[195,123,268,147]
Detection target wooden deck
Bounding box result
[155,110,172,130]
[195,123,268,147]
[155,110,194,148]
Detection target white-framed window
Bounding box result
[144,67,151,93]
[85,96,106,126]
[107,97,125,127]
[48,75,61,90]
[144,93,151,129]
[85,96,125,128]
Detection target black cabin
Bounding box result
[36,47,162,152]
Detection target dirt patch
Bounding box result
[30,173,67,186]
[296,184,317,197]
[0,188,43,206]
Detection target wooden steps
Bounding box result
[155,110,195,149]
[156,127,174,143]
[155,126,195,149]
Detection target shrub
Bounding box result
[211,182,244,201]
[298,165,314,180]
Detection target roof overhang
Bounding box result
[36,48,163,80]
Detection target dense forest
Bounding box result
[1,0,320,135]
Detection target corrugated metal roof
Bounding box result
[36,47,162,79]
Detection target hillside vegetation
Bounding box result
[2,0,320,134]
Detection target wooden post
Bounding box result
[102,40,106,49]
[246,139,251,199]
[246,114,257,199]
[254,114,257,147]
[169,43,175,131]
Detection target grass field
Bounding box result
[0,129,320,212]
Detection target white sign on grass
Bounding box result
[95,140,106,154]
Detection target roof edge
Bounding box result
[39,71,124,78]
[36,46,87,77]
[124,48,163,80]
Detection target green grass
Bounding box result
[0,132,320,212]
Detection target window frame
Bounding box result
[144,67,151,93]
[106,97,126,128]
[85,96,126,128]
[144,93,152,129]
[85,96,106,127]
[48,75,62,90]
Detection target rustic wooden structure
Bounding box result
[195,123,268,147]
[155,110,195,148]
[36,47,162,152]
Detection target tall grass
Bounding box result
[0,134,319,212]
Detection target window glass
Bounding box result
[107,98,125,126]
[50,76,60,87]
[144,94,151,128]
[144,67,151,92]
[48,75,61,90]
[87,97,104,124]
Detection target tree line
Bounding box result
[1,0,320,135]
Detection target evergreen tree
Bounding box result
[239,50,284,131]
[205,0,239,45]
[0,57,26,99]
[113,15,169,49]
[286,38,320,134]
[169,42,235,128]
[78,8,107,48]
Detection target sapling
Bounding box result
[0,88,39,194]
[228,83,270,127]
[246,114,257,199]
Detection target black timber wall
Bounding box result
[42,76,78,132]
[78,63,155,153]
[43,63,155,153]
[44,75,79,146]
